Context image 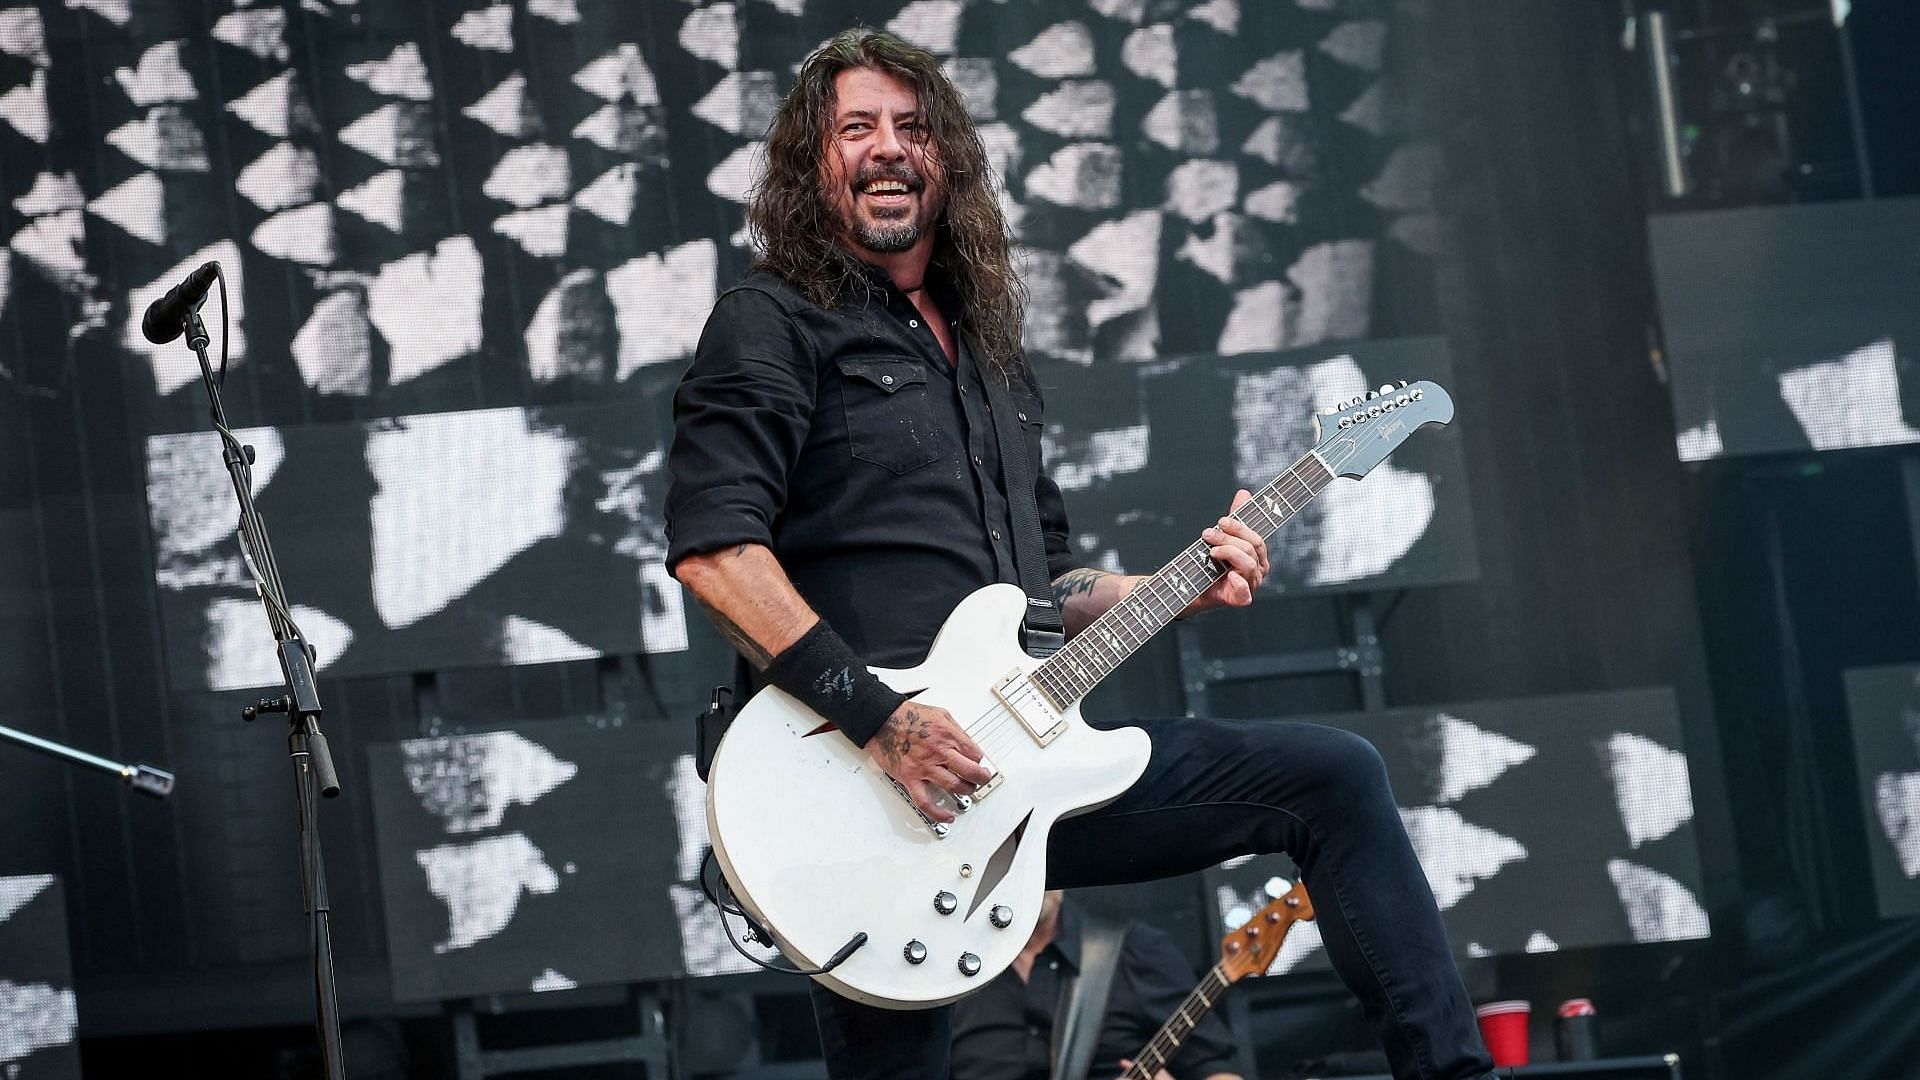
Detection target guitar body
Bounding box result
[706,583,1153,1008]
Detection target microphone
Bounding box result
[140,260,221,345]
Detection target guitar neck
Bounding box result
[1030,451,1335,709]
[1122,962,1232,1080]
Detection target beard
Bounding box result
[837,162,941,254]
[852,216,924,253]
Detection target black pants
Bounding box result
[809,717,1497,1080]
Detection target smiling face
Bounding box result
[822,67,947,259]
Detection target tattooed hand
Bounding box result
[866,700,993,824]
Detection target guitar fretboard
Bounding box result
[1123,963,1232,1080]
[1029,451,1334,709]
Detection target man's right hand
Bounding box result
[866,700,994,823]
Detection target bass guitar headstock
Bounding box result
[1217,879,1315,983]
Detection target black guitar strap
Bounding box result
[981,352,1066,658]
[1050,915,1128,1080]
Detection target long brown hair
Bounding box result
[748,28,1026,379]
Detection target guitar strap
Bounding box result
[981,352,1067,657]
[1050,915,1128,1080]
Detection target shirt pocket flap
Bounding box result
[836,355,928,394]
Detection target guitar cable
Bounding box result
[700,846,868,976]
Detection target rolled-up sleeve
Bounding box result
[665,287,816,572]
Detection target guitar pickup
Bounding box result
[993,671,1067,746]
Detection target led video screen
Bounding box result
[1650,199,1920,462]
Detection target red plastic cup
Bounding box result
[1474,1000,1531,1067]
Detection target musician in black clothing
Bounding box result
[664,27,1496,1080]
[950,891,1243,1080]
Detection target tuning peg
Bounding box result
[1397,379,1409,389]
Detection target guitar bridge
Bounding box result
[886,753,1001,838]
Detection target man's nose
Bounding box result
[871,120,906,161]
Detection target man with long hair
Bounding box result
[666,28,1496,1080]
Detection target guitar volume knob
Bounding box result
[989,905,1013,928]
[904,940,927,964]
[934,891,958,915]
[958,952,982,976]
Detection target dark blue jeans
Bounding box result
[809,717,1497,1080]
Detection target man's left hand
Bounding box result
[1113,1060,1174,1080]
[1181,489,1268,617]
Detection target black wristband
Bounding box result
[762,620,906,748]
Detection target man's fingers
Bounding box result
[946,749,994,787]
[915,780,957,823]
[1208,538,1259,577]
[1215,516,1269,570]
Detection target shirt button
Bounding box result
[959,384,967,394]
[909,319,920,328]
[973,455,983,466]
[991,529,1002,541]
[881,375,894,386]
[1017,412,1028,422]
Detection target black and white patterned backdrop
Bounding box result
[1206,688,1711,976]
[0,875,80,1078]
[1843,663,1920,920]
[0,0,1435,694]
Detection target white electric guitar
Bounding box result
[706,380,1453,1009]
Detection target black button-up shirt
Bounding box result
[665,265,1080,668]
[951,905,1241,1080]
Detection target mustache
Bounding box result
[851,164,923,191]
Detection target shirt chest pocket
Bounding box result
[836,355,942,475]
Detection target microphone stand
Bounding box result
[0,721,175,797]
[176,295,347,1080]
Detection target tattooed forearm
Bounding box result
[696,601,774,670]
[1051,567,1109,611]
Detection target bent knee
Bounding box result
[1311,725,1393,793]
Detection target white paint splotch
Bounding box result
[367,407,575,629]
[416,833,562,952]
[145,424,283,589]
[201,598,352,691]
[115,39,195,105]
[369,235,484,384]
[1420,712,1537,805]
[1044,426,1149,492]
[1607,859,1710,943]
[0,875,54,924]
[1874,771,1920,878]
[0,980,78,1066]
[1604,732,1695,849]
[608,239,717,377]
[1399,805,1527,910]
[1777,338,1920,452]
[402,730,579,834]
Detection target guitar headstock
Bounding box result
[1311,379,1454,480]
[1217,880,1316,983]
